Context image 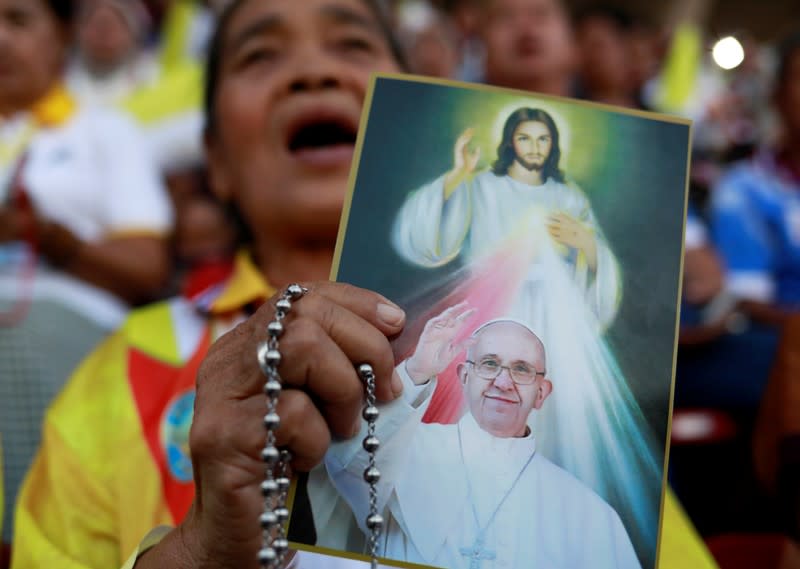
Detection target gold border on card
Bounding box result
[653,120,695,569]
[287,72,693,569]
[293,542,446,569]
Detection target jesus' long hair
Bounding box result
[491,108,566,183]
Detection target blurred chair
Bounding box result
[706,533,800,569]
[754,315,800,540]
[671,408,739,445]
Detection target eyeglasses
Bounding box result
[465,358,545,385]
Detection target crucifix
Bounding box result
[459,533,497,569]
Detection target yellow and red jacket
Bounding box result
[11,252,717,569]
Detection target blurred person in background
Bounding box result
[627,19,662,110]
[404,6,460,79]
[67,0,159,107]
[481,0,576,97]
[155,0,231,72]
[448,0,484,82]
[672,34,800,544]
[711,31,800,329]
[672,204,778,413]
[573,5,642,109]
[170,181,237,296]
[11,1,715,569]
[0,0,172,550]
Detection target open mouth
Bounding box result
[287,121,358,154]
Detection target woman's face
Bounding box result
[207,0,401,245]
[0,0,67,112]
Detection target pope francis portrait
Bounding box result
[307,303,641,569]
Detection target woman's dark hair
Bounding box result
[775,31,800,94]
[43,0,75,24]
[491,107,565,183]
[203,0,407,137]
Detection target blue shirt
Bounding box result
[712,151,800,308]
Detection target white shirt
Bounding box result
[66,54,160,110]
[0,106,173,327]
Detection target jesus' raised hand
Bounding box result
[444,128,481,199]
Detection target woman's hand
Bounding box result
[137,282,406,569]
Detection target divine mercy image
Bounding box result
[287,75,692,569]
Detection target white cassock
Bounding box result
[389,172,663,561]
[308,367,642,569]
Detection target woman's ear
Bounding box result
[204,131,233,203]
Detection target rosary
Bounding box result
[256,284,383,569]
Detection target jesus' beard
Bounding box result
[515,155,545,172]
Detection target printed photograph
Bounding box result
[288,74,692,569]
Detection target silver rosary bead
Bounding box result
[363,435,380,453]
[261,446,280,465]
[263,412,280,430]
[267,321,284,338]
[261,479,279,497]
[264,379,282,397]
[260,511,279,529]
[366,514,384,531]
[364,466,381,484]
[276,476,291,492]
[258,547,277,565]
[273,538,290,554]
[286,283,305,298]
[363,405,379,423]
[256,344,276,376]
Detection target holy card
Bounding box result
[287,74,691,569]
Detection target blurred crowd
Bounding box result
[1,0,799,567]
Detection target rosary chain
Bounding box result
[256,284,383,569]
[359,364,382,569]
[257,283,306,568]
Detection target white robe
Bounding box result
[308,369,641,569]
[391,171,621,329]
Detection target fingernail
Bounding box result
[391,370,404,397]
[377,302,405,326]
